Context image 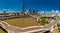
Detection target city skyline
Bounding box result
[0,0,60,14]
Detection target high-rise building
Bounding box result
[26,8,31,15]
[16,12,20,17]
[43,11,45,15]
[21,3,24,14]
[35,10,38,15]
[32,9,38,15]
[32,9,35,13]
[3,9,6,16]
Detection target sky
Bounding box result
[0,0,60,13]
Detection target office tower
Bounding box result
[26,8,31,15]
[16,12,20,17]
[32,9,35,13]
[43,11,45,15]
[21,3,24,14]
[32,9,38,15]
[3,9,6,16]
[35,10,38,15]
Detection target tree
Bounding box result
[38,17,49,25]
[53,16,56,20]
[57,24,60,33]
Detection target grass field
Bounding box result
[0,29,6,33]
[0,17,39,33]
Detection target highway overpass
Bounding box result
[0,15,59,33]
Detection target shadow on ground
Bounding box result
[0,26,7,33]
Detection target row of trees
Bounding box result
[38,17,50,25]
[37,16,58,25]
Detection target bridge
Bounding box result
[0,15,59,33]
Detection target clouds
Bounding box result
[0,9,21,13]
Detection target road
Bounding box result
[0,15,59,33]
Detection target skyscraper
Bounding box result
[32,9,38,15]
[3,9,6,16]
[35,10,38,15]
[21,3,24,14]
[26,8,31,15]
